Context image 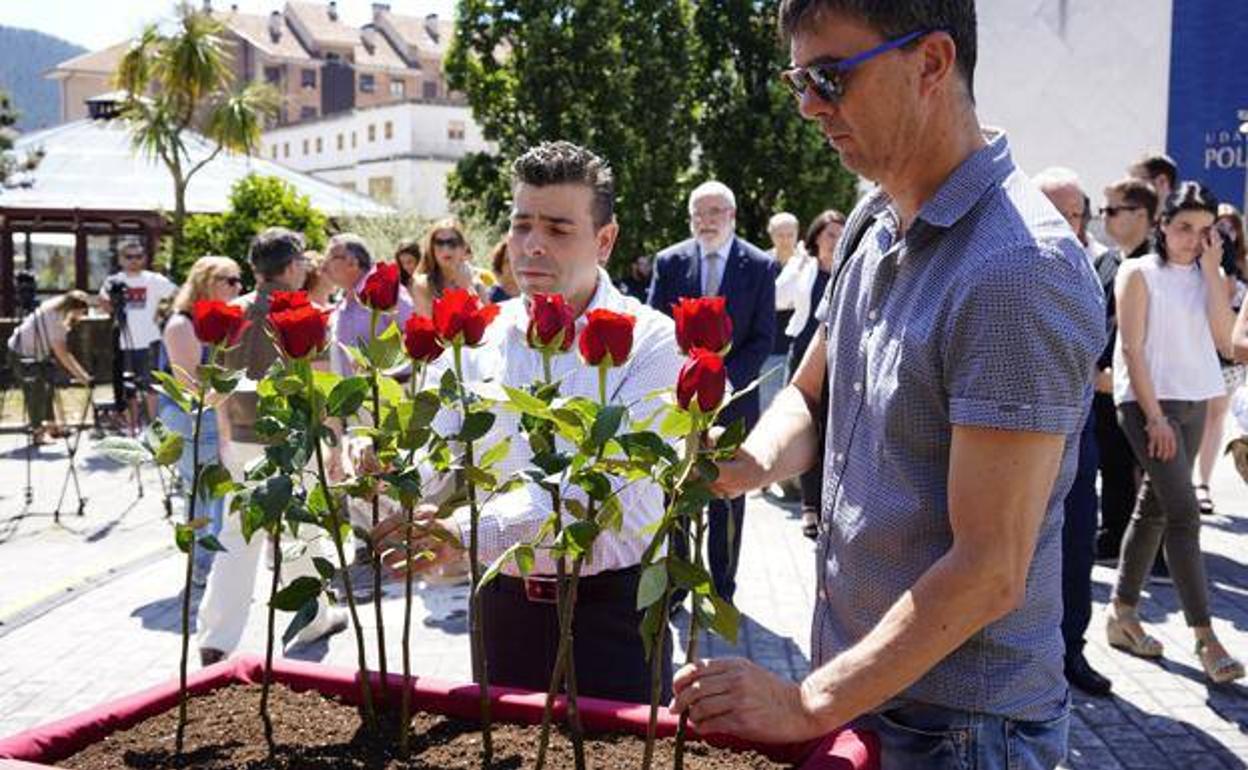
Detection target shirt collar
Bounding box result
[698,235,735,259]
[914,128,1015,230]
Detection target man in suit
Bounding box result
[649,181,776,603]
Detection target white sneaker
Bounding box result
[288,606,348,648]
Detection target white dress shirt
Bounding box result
[424,269,683,576]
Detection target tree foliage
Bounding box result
[117,3,277,273]
[446,0,857,270]
[182,174,327,285]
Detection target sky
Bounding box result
[1,0,457,51]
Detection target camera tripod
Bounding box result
[0,302,90,522]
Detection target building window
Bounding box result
[302,138,309,155]
[299,106,317,121]
[301,68,316,89]
[283,142,289,158]
[315,136,323,153]
[389,79,405,98]
[368,176,394,203]
[384,121,393,140]
[368,124,376,142]
[271,144,278,159]
[264,66,282,85]
[340,181,356,192]
[447,120,466,141]
[351,131,357,148]
[360,73,376,93]
[422,81,438,100]
[337,133,344,151]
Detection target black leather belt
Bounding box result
[490,565,641,605]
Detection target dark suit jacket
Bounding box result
[647,236,776,429]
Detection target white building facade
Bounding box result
[262,100,493,216]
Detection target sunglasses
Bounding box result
[1099,205,1144,218]
[781,28,931,104]
[217,275,244,287]
[433,236,464,248]
[122,252,145,261]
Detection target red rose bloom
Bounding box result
[579,309,635,367]
[403,314,443,363]
[672,296,732,355]
[268,304,329,359]
[191,300,247,346]
[268,290,311,314]
[527,293,576,352]
[359,262,401,312]
[432,287,500,347]
[676,348,727,413]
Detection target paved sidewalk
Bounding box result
[1,429,1247,768]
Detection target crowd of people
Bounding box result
[7,1,1248,766]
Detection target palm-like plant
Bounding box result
[116,4,277,269]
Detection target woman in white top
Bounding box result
[1108,181,1243,683]
[5,290,93,443]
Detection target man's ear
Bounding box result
[596,218,620,265]
[917,31,958,97]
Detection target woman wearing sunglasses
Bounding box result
[1109,182,1244,683]
[410,218,491,316]
[159,255,244,586]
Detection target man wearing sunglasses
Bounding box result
[672,2,1105,768]
[98,240,178,423]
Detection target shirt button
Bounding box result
[852,381,862,393]
[868,310,878,322]
[834,452,844,463]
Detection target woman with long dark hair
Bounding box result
[1108,182,1243,683]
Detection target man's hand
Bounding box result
[374,504,461,575]
[1094,368,1113,394]
[670,658,825,744]
[710,446,768,499]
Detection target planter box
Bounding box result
[0,654,878,769]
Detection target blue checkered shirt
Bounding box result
[813,132,1106,721]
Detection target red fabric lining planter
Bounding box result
[0,655,878,769]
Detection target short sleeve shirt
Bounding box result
[813,132,1106,721]
[100,271,178,350]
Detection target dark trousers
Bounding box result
[708,495,747,603]
[1062,411,1099,659]
[479,567,673,704]
[1093,392,1137,555]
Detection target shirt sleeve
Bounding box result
[943,243,1105,434]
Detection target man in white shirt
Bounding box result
[98,240,177,422]
[381,141,683,702]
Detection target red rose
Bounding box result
[527,293,576,352]
[268,290,311,313]
[676,348,727,413]
[672,296,732,355]
[579,309,635,367]
[359,262,401,312]
[191,300,247,346]
[268,304,329,359]
[403,314,443,363]
[432,287,500,347]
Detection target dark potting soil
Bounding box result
[61,683,792,769]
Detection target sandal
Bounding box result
[1106,604,1164,659]
[800,510,819,541]
[1197,638,1245,685]
[1196,484,1214,516]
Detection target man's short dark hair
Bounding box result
[249,227,305,280]
[511,141,615,229]
[1132,153,1178,189]
[778,0,978,100]
[1106,177,1159,225]
[328,233,372,271]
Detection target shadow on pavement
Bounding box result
[131,586,202,634]
[1069,688,1247,769]
[670,609,810,681]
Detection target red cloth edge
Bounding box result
[0,654,877,769]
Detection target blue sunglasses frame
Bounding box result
[781,28,932,103]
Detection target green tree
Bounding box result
[182,174,328,285]
[116,3,277,273]
[691,0,857,246]
[446,0,698,270]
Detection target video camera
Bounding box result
[103,276,129,322]
[15,270,37,315]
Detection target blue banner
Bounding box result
[1167,0,1248,210]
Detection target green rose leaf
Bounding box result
[459,411,496,443]
[327,376,370,418]
[281,597,320,646]
[272,575,323,612]
[636,561,668,610]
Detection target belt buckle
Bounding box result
[523,575,559,604]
